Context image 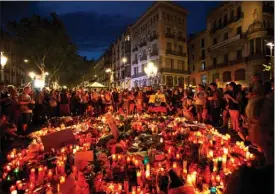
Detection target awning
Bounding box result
[87,82,107,88]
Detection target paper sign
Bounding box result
[41,129,76,152]
[105,114,119,140]
[75,151,94,170]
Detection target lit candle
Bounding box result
[145,170,150,180]
[160,137,164,143]
[127,156,131,164]
[191,172,197,185]
[213,158,218,172]
[112,154,117,161]
[187,174,192,185]
[117,155,122,160]
[10,185,16,192]
[48,169,53,180]
[223,148,228,155]
[136,170,142,185]
[173,162,177,169]
[60,176,65,184]
[146,164,150,171]
[176,153,180,160]
[182,160,187,172]
[216,175,221,183]
[208,150,214,158]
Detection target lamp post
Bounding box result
[0,52,8,83]
[263,42,274,79]
[144,61,158,86]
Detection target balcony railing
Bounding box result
[247,53,268,61]
[131,72,146,78]
[150,50,158,57]
[160,68,189,74]
[165,33,175,39]
[166,50,187,57]
[210,12,244,34]
[209,34,242,50]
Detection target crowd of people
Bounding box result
[0,74,273,142]
[0,74,273,193]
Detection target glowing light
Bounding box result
[0,52,8,67]
[29,72,36,79]
[34,79,45,88]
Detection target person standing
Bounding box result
[18,86,35,133]
[207,82,222,127]
[112,88,119,112]
[59,89,70,116]
[194,84,207,123]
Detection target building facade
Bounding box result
[111,27,131,89]
[91,48,112,87]
[131,1,189,88]
[188,1,274,88]
[1,31,26,87]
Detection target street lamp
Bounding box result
[263,42,274,79]
[105,68,112,73]
[45,72,49,76]
[144,61,158,86]
[122,57,127,64]
[0,52,8,82]
[29,72,36,80]
[24,59,29,63]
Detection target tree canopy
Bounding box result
[5,12,93,86]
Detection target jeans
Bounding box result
[229,109,240,131]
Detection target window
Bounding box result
[224,32,228,40]
[235,69,246,81]
[224,14,228,26]
[134,67,138,75]
[167,27,171,34]
[193,65,195,71]
[213,57,217,66]
[201,39,205,48]
[178,60,184,70]
[178,45,183,53]
[237,26,242,35]
[142,64,145,73]
[224,54,228,64]
[192,44,195,49]
[213,38,217,45]
[237,6,241,18]
[178,31,183,37]
[201,50,205,60]
[166,58,173,69]
[236,50,242,59]
[166,76,173,86]
[256,38,262,53]
[250,39,254,55]
[202,75,207,85]
[201,61,206,70]
[192,54,195,60]
[230,10,234,21]
[219,18,222,28]
[223,71,232,82]
[167,42,172,51]
[213,21,217,30]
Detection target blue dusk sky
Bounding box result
[1,1,222,60]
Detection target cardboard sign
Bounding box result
[41,129,76,152]
[75,151,94,170]
[105,114,119,140]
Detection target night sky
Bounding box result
[1,1,221,60]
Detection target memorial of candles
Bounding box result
[1,114,256,194]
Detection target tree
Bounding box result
[6,13,77,83]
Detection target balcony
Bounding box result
[177,36,186,42]
[140,42,147,47]
[150,34,158,42]
[160,68,189,74]
[131,72,146,78]
[210,12,244,34]
[165,33,175,39]
[150,50,158,57]
[166,50,187,57]
[132,47,138,52]
[140,55,147,61]
[229,58,246,65]
[209,34,243,51]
